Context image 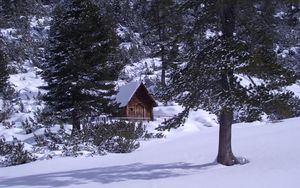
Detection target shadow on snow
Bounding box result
[0,162,218,187]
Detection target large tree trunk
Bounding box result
[217,0,239,166]
[217,108,239,165]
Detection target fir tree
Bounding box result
[41,0,122,131]
[158,0,297,166]
[143,0,182,86]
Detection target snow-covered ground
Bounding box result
[1,117,299,188]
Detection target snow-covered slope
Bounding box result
[8,61,45,127]
[0,117,299,188]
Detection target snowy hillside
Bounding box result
[0,117,299,188]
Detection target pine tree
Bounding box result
[41,0,122,131]
[143,0,182,86]
[158,0,297,166]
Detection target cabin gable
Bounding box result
[115,82,157,121]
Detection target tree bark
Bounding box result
[217,108,239,165]
[217,0,239,166]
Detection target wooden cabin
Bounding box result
[115,81,157,121]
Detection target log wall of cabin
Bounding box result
[126,95,153,120]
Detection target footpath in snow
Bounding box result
[0,117,300,188]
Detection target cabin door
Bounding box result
[136,104,145,118]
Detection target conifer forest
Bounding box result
[0,1,300,186]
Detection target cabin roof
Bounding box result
[115,81,157,107]
[115,81,142,107]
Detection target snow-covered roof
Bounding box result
[115,81,142,107]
